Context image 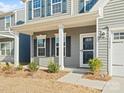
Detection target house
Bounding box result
[0,9,30,65]
[9,0,124,77]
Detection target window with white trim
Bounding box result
[5,16,11,30]
[0,42,13,56]
[114,32,124,40]
[33,0,41,17]
[52,0,62,14]
[55,34,66,56]
[37,35,46,56]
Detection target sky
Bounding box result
[0,0,24,12]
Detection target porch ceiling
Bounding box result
[12,11,98,35]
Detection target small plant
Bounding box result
[2,62,11,71]
[16,65,23,71]
[48,61,60,73]
[28,62,38,72]
[88,58,103,74]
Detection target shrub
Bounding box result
[16,65,23,71]
[28,62,38,72]
[48,61,60,73]
[2,62,11,71]
[88,58,103,74]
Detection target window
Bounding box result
[0,42,13,56]
[46,0,51,16]
[28,1,32,20]
[33,0,41,17]
[114,32,124,40]
[55,34,66,56]
[41,0,45,17]
[52,0,62,14]
[79,0,85,13]
[5,16,11,30]
[37,35,46,56]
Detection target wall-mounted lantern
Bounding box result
[99,26,109,39]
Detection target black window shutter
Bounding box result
[46,38,50,57]
[51,37,55,56]
[34,39,37,57]
[66,36,71,57]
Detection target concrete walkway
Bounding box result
[58,72,107,90]
[102,77,124,93]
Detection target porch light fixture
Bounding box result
[99,26,109,39]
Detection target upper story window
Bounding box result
[33,0,41,17]
[28,0,67,19]
[5,16,11,30]
[52,0,62,14]
[28,1,32,20]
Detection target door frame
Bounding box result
[80,33,96,67]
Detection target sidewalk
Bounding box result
[102,77,124,93]
[58,72,107,90]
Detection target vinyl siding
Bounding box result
[33,25,96,68]
[98,0,124,72]
[16,9,25,22]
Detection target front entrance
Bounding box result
[112,32,124,76]
[80,33,95,67]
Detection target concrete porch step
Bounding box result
[64,67,90,74]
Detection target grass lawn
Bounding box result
[0,76,101,93]
[0,64,101,93]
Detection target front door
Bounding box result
[80,33,95,67]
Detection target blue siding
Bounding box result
[19,33,30,64]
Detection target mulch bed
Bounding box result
[83,73,112,81]
[0,68,69,80]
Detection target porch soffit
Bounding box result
[12,11,98,34]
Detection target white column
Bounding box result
[14,33,19,67]
[59,25,64,70]
[30,35,34,62]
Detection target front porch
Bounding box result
[31,25,96,69]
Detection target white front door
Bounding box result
[80,33,95,67]
[112,32,124,76]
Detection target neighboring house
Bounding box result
[0,9,30,65]
[11,0,124,77]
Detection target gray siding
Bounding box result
[16,9,25,23]
[33,25,96,68]
[98,0,124,72]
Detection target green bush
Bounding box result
[88,58,103,74]
[28,62,38,72]
[48,61,60,73]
